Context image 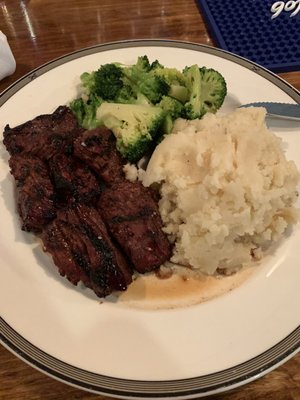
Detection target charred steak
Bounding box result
[41,204,132,297]
[97,180,172,273]
[3,106,172,298]
[75,127,171,273]
[9,154,56,232]
[48,153,101,206]
[3,106,83,159]
[73,127,125,184]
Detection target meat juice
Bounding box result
[115,264,256,310]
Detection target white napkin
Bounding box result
[0,31,16,81]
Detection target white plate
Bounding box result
[0,40,299,399]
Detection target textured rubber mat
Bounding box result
[197,0,300,72]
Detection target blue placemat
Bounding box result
[197,0,300,72]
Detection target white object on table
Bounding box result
[0,31,16,81]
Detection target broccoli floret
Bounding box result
[113,83,135,104]
[135,55,152,72]
[150,59,164,70]
[72,57,227,133]
[93,63,124,100]
[168,85,189,103]
[199,67,227,114]
[126,71,170,104]
[183,64,203,119]
[70,98,85,125]
[87,57,168,105]
[153,67,186,86]
[159,96,184,119]
[80,60,157,106]
[79,64,126,101]
[158,96,184,135]
[112,79,153,105]
[122,58,170,104]
[138,75,170,104]
[70,94,103,129]
[183,65,227,119]
[97,103,166,162]
[153,67,188,103]
[80,71,96,94]
[77,63,155,109]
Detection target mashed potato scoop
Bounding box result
[142,107,300,275]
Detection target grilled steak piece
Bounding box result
[48,153,101,205]
[73,128,125,184]
[41,204,132,298]
[97,180,172,273]
[9,154,56,232]
[3,106,83,159]
[3,106,172,297]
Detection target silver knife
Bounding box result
[240,102,300,121]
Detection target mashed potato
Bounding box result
[142,107,300,275]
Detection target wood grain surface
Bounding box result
[0,1,299,399]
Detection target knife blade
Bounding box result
[239,102,300,121]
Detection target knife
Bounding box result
[239,102,300,121]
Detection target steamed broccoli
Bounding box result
[70,56,228,162]
[70,69,106,129]
[80,57,168,106]
[113,83,135,104]
[137,75,170,103]
[159,96,184,119]
[134,55,152,72]
[121,55,162,73]
[70,60,156,128]
[152,67,188,103]
[183,65,227,119]
[93,63,124,100]
[168,85,189,104]
[80,71,97,94]
[97,102,166,162]
[154,67,187,95]
[183,64,203,119]
[121,57,170,104]
[158,96,184,135]
[199,67,227,114]
[70,93,103,129]
[150,59,164,70]
[77,65,124,100]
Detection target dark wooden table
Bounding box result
[0,1,299,399]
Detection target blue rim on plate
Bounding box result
[1,317,299,398]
